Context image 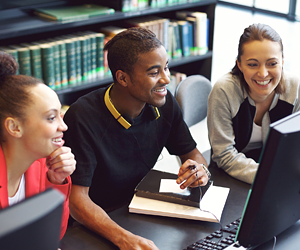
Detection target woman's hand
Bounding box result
[46,146,76,185]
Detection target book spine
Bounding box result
[18,47,32,76]
[29,45,43,80]
[122,0,131,12]
[65,39,77,86]
[57,41,69,88]
[51,42,62,89]
[195,12,208,55]
[187,22,194,56]
[95,33,105,77]
[41,45,55,89]
[72,37,82,83]
[168,23,173,60]
[88,34,97,79]
[178,21,190,57]
[84,35,92,79]
[79,36,89,81]
[162,19,170,53]
[172,22,182,59]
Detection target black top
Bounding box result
[64,85,196,210]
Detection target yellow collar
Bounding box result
[104,84,160,129]
[104,84,132,129]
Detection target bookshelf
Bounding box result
[0,0,216,105]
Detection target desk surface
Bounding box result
[60,166,300,250]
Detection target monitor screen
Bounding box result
[236,111,300,248]
[0,188,65,250]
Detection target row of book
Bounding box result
[33,0,205,24]
[97,0,202,12]
[0,31,108,90]
[102,11,209,59]
[0,11,208,90]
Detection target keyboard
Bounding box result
[185,218,241,250]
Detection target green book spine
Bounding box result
[79,36,88,81]
[29,46,43,80]
[70,37,82,83]
[95,33,105,77]
[78,32,96,79]
[57,41,68,88]
[17,47,32,76]
[85,36,92,79]
[41,45,55,89]
[65,39,77,86]
[89,34,97,79]
[46,40,62,89]
[52,42,62,89]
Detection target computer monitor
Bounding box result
[0,188,65,250]
[235,111,300,249]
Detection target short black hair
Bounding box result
[103,27,163,82]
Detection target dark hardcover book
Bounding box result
[177,20,191,57]
[35,4,115,23]
[135,169,212,208]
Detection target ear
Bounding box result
[115,70,129,87]
[4,117,23,138]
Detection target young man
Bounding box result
[64,27,210,250]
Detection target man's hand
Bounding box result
[46,146,76,185]
[176,159,209,189]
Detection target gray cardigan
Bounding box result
[207,71,300,184]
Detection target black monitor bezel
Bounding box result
[236,111,300,248]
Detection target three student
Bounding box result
[1,23,299,249]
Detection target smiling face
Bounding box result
[237,39,284,102]
[125,46,170,108]
[19,84,67,159]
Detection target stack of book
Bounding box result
[129,169,230,222]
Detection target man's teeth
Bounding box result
[154,88,165,92]
[256,80,270,86]
[52,138,62,143]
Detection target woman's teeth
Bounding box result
[255,80,271,86]
[52,138,62,143]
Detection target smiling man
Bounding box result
[63,27,209,250]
